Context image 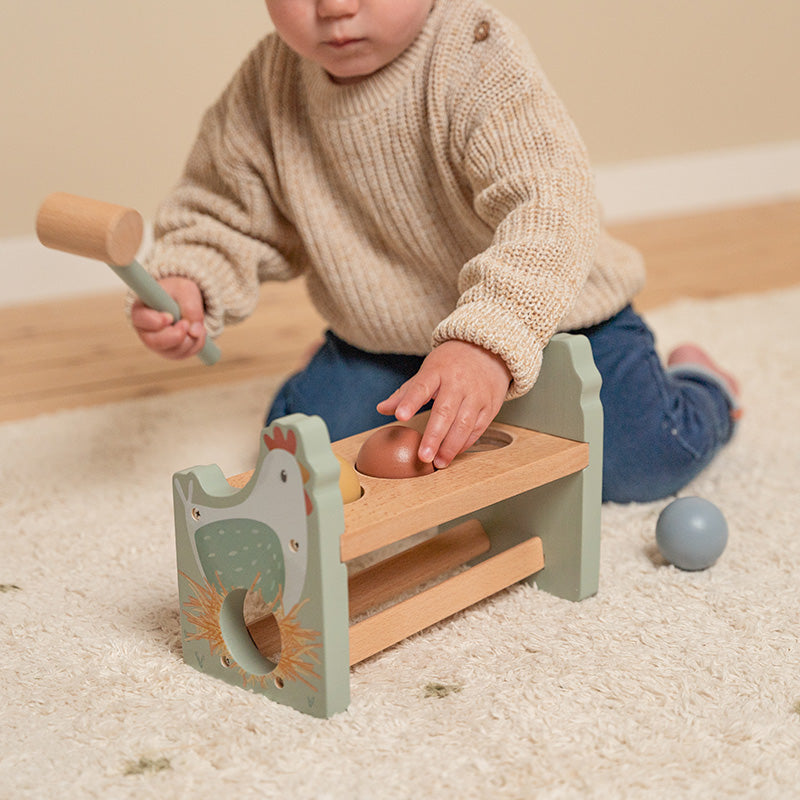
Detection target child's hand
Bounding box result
[130,276,208,360]
[377,340,511,469]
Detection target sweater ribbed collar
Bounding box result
[299,0,447,119]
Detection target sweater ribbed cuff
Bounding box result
[137,244,237,339]
[432,301,545,399]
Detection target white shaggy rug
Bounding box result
[2,287,799,798]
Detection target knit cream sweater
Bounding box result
[145,0,644,397]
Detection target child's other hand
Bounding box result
[130,276,207,360]
[377,340,511,469]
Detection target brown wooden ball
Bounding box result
[355,425,435,479]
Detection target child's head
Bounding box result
[265,0,435,84]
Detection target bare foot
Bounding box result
[667,343,742,418]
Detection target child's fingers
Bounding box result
[182,323,207,358]
[379,376,467,464]
[130,277,208,361]
[378,341,510,468]
[137,318,206,360]
[173,284,206,326]
[417,398,461,464]
[375,387,403,416]
[377,376,438,422]
[137,319,188,351]
[415,387,458,461]
[130,304,175,333]
[420,395,487,468]
[164,334,205,360]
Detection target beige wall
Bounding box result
[495,0,800,160]
[2,0,798,237]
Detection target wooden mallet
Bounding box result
[35,192,220,366]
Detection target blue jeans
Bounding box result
[266,307,736,503]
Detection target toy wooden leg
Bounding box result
[173,414,350,718]
[492,333,603,600]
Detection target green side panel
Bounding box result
[450,333,603,602]
[498,333,603,600]
[173,413,350,717]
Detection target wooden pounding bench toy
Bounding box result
[173,334,603,718]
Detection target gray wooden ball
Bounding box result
[656,497,728,570]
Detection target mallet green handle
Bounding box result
[35,192,220,366]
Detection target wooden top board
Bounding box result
[332,420,588,562]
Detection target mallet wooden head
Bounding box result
[36,192,144,267]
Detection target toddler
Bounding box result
[132,0,739,502]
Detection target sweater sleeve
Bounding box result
[144,39,303,338]
[432,28,599,397]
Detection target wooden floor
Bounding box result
[2,199,798,423]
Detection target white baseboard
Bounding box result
[594,140,800,222]
[3,140,798,308]
[2,227,155,309]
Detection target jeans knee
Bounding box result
[602,463,688,504]
[602,419,722,503]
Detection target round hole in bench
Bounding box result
[220,588,279,677]
[242,588,282,667]
[465,427,513,453]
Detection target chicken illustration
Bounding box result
[173,427,310,613]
